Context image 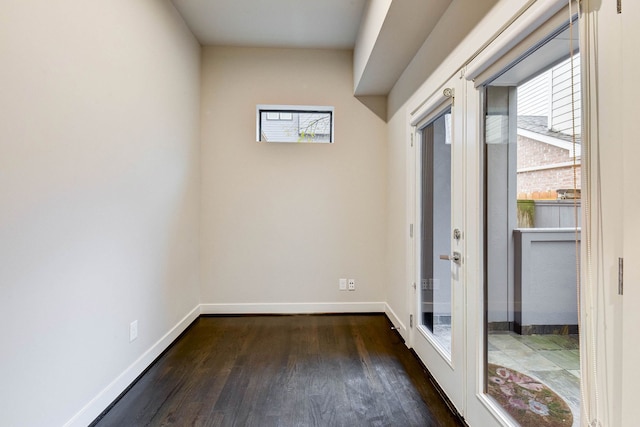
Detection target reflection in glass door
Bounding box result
[420,109,452,356]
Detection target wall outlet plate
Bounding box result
[348,279,355,291]
[339,278,347,290]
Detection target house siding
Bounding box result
[551,56,581,135]
[518,71,550,117]
[517,55,582,136]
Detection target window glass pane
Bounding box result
[257,105,333,143]
[484,22,581,427]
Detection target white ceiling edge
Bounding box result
[353,0,452,96]
[353,0,393,90]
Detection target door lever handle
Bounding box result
[439,252,461,263]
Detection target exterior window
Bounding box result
[256,105,334,143]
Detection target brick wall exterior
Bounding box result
[517,135,581,198]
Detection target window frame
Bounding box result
[256,104,334,143]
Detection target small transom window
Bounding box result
[256,105,334,143]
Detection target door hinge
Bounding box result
[412,282,416,290]
[618,0,622,14]
[410,314,414,328]
[619,257,624,295]
[410,133,414,147]
[409,223,414,238]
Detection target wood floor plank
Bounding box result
[92,314,464,427]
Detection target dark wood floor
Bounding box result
[92,314,464,427]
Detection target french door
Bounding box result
[406,2,586,426]
[411,76,465,416]
[463,3,583,426]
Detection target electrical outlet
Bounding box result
[348,279,355,291]
[129,320,138,342]
[339,278,347,291]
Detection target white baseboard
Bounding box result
[384,302,409,343]
[200,301,385,315]
[64,305,201,427]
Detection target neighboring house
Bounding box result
[517,55,581,199]
[260,111,331,142]
[517,115,581,198]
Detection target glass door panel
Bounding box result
[420,111,453,357]
[483,22,582,426]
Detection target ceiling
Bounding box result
[170,0,455,97]
[171,0,367,49]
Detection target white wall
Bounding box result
[0,1,201,426]
[200,47,387,311]
[384,107,410,333]
[354,0,393,90]
[622,1,640,425]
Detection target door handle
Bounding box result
[439,252,461,264]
